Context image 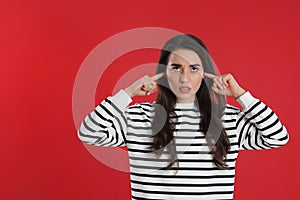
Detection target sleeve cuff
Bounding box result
[236,91,257,109]
[110,89,132,111]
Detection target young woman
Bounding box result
[78,34,289,199]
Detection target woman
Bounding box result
[78,34,289,199]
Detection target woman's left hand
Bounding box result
[204,72,246,99]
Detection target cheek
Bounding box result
[166,71,179,85]
[191,74,203,90]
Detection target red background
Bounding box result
[1,0,299,199]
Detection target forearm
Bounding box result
[236,92,289,150]
[78,90,132,146]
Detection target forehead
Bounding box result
[168,49,202,64]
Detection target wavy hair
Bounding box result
[151,34,230,170]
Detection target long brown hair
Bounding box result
[152,34,230,170]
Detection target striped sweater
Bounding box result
[78,90,289,200]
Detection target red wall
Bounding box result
[1,0,299,199]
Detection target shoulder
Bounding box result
[222,104,242,118]
[225,104,241,112]
[221,104,243,131]
[126,101,155,113]
[125,102,156,121]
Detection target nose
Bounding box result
[179,70,189,83]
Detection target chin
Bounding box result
[177,95,195,102]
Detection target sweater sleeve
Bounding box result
[235,92,289,150]
[77,90,132,147]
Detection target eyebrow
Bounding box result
[170,63,202,67]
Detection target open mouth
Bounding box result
[179,86,192,93]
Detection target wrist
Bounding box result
[124,87,133,98]
[233,88,246,99]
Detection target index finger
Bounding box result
[203,72,216,79]
[151,72,165,81]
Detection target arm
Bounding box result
[204,72,289,150]
[77,90,132,147]
[78,73,164,147]
[236,92,289,150]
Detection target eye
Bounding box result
[191,66,199,72]
[171,66,181,72]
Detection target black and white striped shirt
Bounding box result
[78,90,289,200]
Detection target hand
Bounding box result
[124,73,165,97]
[204,72,246,99]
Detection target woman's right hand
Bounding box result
[124,73,164,97]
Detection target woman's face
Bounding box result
[166,48,204,103]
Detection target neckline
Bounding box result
[175,102,196,109]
